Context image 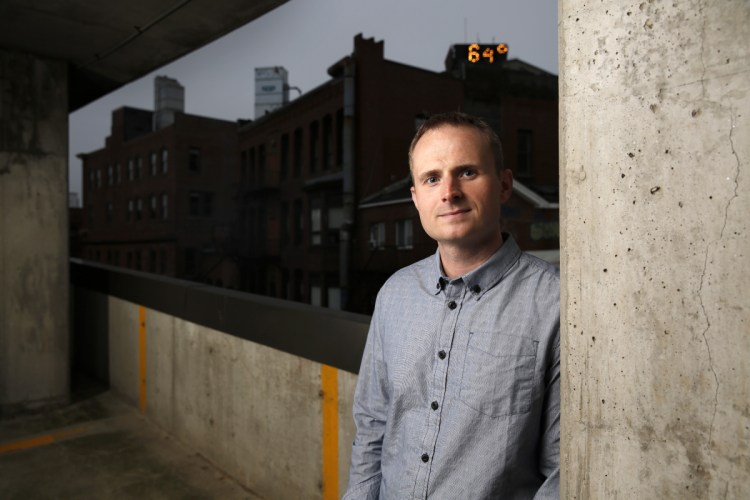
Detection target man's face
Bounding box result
[410,125,512,252]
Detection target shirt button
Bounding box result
[438,350,446,359]
[431,401,439,410]
[471,285,481,294]
[421,453,430,463]
[448,301,457,309]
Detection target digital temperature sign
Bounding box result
[456,43,509,65]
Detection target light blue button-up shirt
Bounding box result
[344,235,560,499]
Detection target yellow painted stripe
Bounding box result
[321,364,339,500]
[0,427,86,454]
[138,305,147,413]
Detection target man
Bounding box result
[344,112,559,499]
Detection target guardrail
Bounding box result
[70,259,369,499]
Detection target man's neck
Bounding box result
[438,233,505,279]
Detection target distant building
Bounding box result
[79,77,239,286]
[234,34,558,313]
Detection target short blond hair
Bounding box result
[408,112,504,181]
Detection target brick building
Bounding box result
[79,77,239,286]
[235,35,559,314]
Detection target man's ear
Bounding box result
[499,169,513,203]
[411,186,419,210]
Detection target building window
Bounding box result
[310,274,322,307]
[161,193,168,220]
[293,199,303,245]
[116,164,121,184]
[150,195,157,219]
[107,165,114,186]
[281,201,289,244]
[150,152,158,176]
[309,121,319,173]
[258,144,266,184]
[128,159,135,181]
[161,148,169,174]
[160,249,167,274]
[293,127,303,177]
[189,147,201,172]
[127,199,134,222]
[369,222,386,250]
[322,114,333,170]
[89,171,94,189]
[336,109,344,166]
[310,198,322,246]
[96,169,102,188]
[189,191,214,217]
[136,156,143,179]
[396,219,413,249]
[327,200,344,245]
[106,202,113,222]
[149,250,157,273]
[248,147,256,185]
[280,133,289,179]
[136,198,143,220]
[517,129,533,177]
[328,286,342,310]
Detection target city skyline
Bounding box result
[69,0,558,201]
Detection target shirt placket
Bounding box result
[412,279,465,499]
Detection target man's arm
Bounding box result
[534,337,560,500]
[343,298,390,500]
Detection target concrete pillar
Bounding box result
[0,49,69,415]
[560,1,749,498]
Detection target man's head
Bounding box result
[409,112,513,256]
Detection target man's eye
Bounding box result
[460,169,476,178]
[425,176,438,184]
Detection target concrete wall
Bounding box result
[0,49,69,414]
[560,1,749,498]
[105,295,357,499]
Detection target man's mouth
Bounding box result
[439,208,471,218]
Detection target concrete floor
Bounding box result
[0,378,262,499]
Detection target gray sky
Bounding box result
[69,0,557,202]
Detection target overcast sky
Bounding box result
[69,0,557,202]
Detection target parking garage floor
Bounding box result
[0,377,262,499]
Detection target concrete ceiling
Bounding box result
[0,0,289,111]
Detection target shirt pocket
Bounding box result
[458,332,538,417]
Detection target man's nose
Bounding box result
[441,176,462,202]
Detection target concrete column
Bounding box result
[0,49,69,415]
[560,1,749,498]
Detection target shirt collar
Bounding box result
[430,233,522,299]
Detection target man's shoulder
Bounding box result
[517,251,560,282]
[511,250,560,305]
[378,254,434,298]
[384,254,433,286]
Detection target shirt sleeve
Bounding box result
[534,332,560,499]
[343,295,390,500]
